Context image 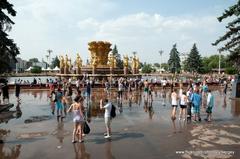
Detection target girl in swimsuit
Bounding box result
[68,96,85,143]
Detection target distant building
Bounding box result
[180,53,188,65]
[16,58,28,73]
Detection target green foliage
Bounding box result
[201,54,234,73]
[0,0,20,73]
[153,63,160,68]
[225,67,238,74]
[213,0,240,72]
[139,62,144,68]
[227,48,240,73]
[161,63,169,71]
[185,43,203,73]
[168,44,181,73]
[30,66,42,73]
[51,56,60,68]
[112,45,123,68]
[141,63,153,73]
[29,58,39,63]
[201,66,211,74]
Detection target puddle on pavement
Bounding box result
[0,88,239,159]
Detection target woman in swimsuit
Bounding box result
[68,96,85,143]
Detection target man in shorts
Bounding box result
[100,99,112,139]
[205,89,214,122]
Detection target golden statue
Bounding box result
[76,53,82,68]
[59,55,65,69]
[108,53,116,68]
[113,57,117,68]
[91,54,97,67]
[123,55,129,67]
[136,57,140,69]
[68,58,72,69]
[65,54,69,68]
[132,56,136,69]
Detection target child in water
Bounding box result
[205,89,214,122]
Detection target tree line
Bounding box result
[141,43,237,74]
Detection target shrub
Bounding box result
[31,66,42,73]
[225,67,237,75]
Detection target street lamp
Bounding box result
[47,49,53,67]
[159,50,163,73]
[218,50,221,75]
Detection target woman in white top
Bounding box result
[179,91,188,120]
[171,89,178,120]
[68,96,85,143]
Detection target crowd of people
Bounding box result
[170,81,215,122]
[0,75,235,144]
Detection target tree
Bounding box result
[185,43,203,73]
[51,56,60,68]
[30,66,41,74]
[28,58,39,67]
[141,62,153,73]
[212,1,240,72]
[200,54,235,74]
[29,58,39,63]
[153,63,160,68]
[168,44,181,73]
[161,63,169,71]
[0,0,20,73]
[112,44,123,68]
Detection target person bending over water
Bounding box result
[68,96,85,143]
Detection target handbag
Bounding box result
[83,121,90,134]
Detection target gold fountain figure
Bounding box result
[76,53,82,68]
[88,41,112,67]
[123,55,129,68]
[59,55,65,74]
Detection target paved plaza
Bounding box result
[0,88,239,159]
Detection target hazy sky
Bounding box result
[9,0,236,64]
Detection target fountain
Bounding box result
[57,41,141,79]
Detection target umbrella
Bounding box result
[25,67,32,71]
[46,67,52,71]
[53,66,60,71]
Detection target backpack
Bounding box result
[110,104,116,118]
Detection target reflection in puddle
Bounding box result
[51,122,70,145]
[0,102,22,124]
[105,141,115,159]
[231,100,240,117]
[0,88,239,159]
[73,143,91,159]
[0,144,21,159]
[0,128,21,159]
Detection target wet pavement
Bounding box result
[0,88,239,159]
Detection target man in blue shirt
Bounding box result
[191,89,202,122]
